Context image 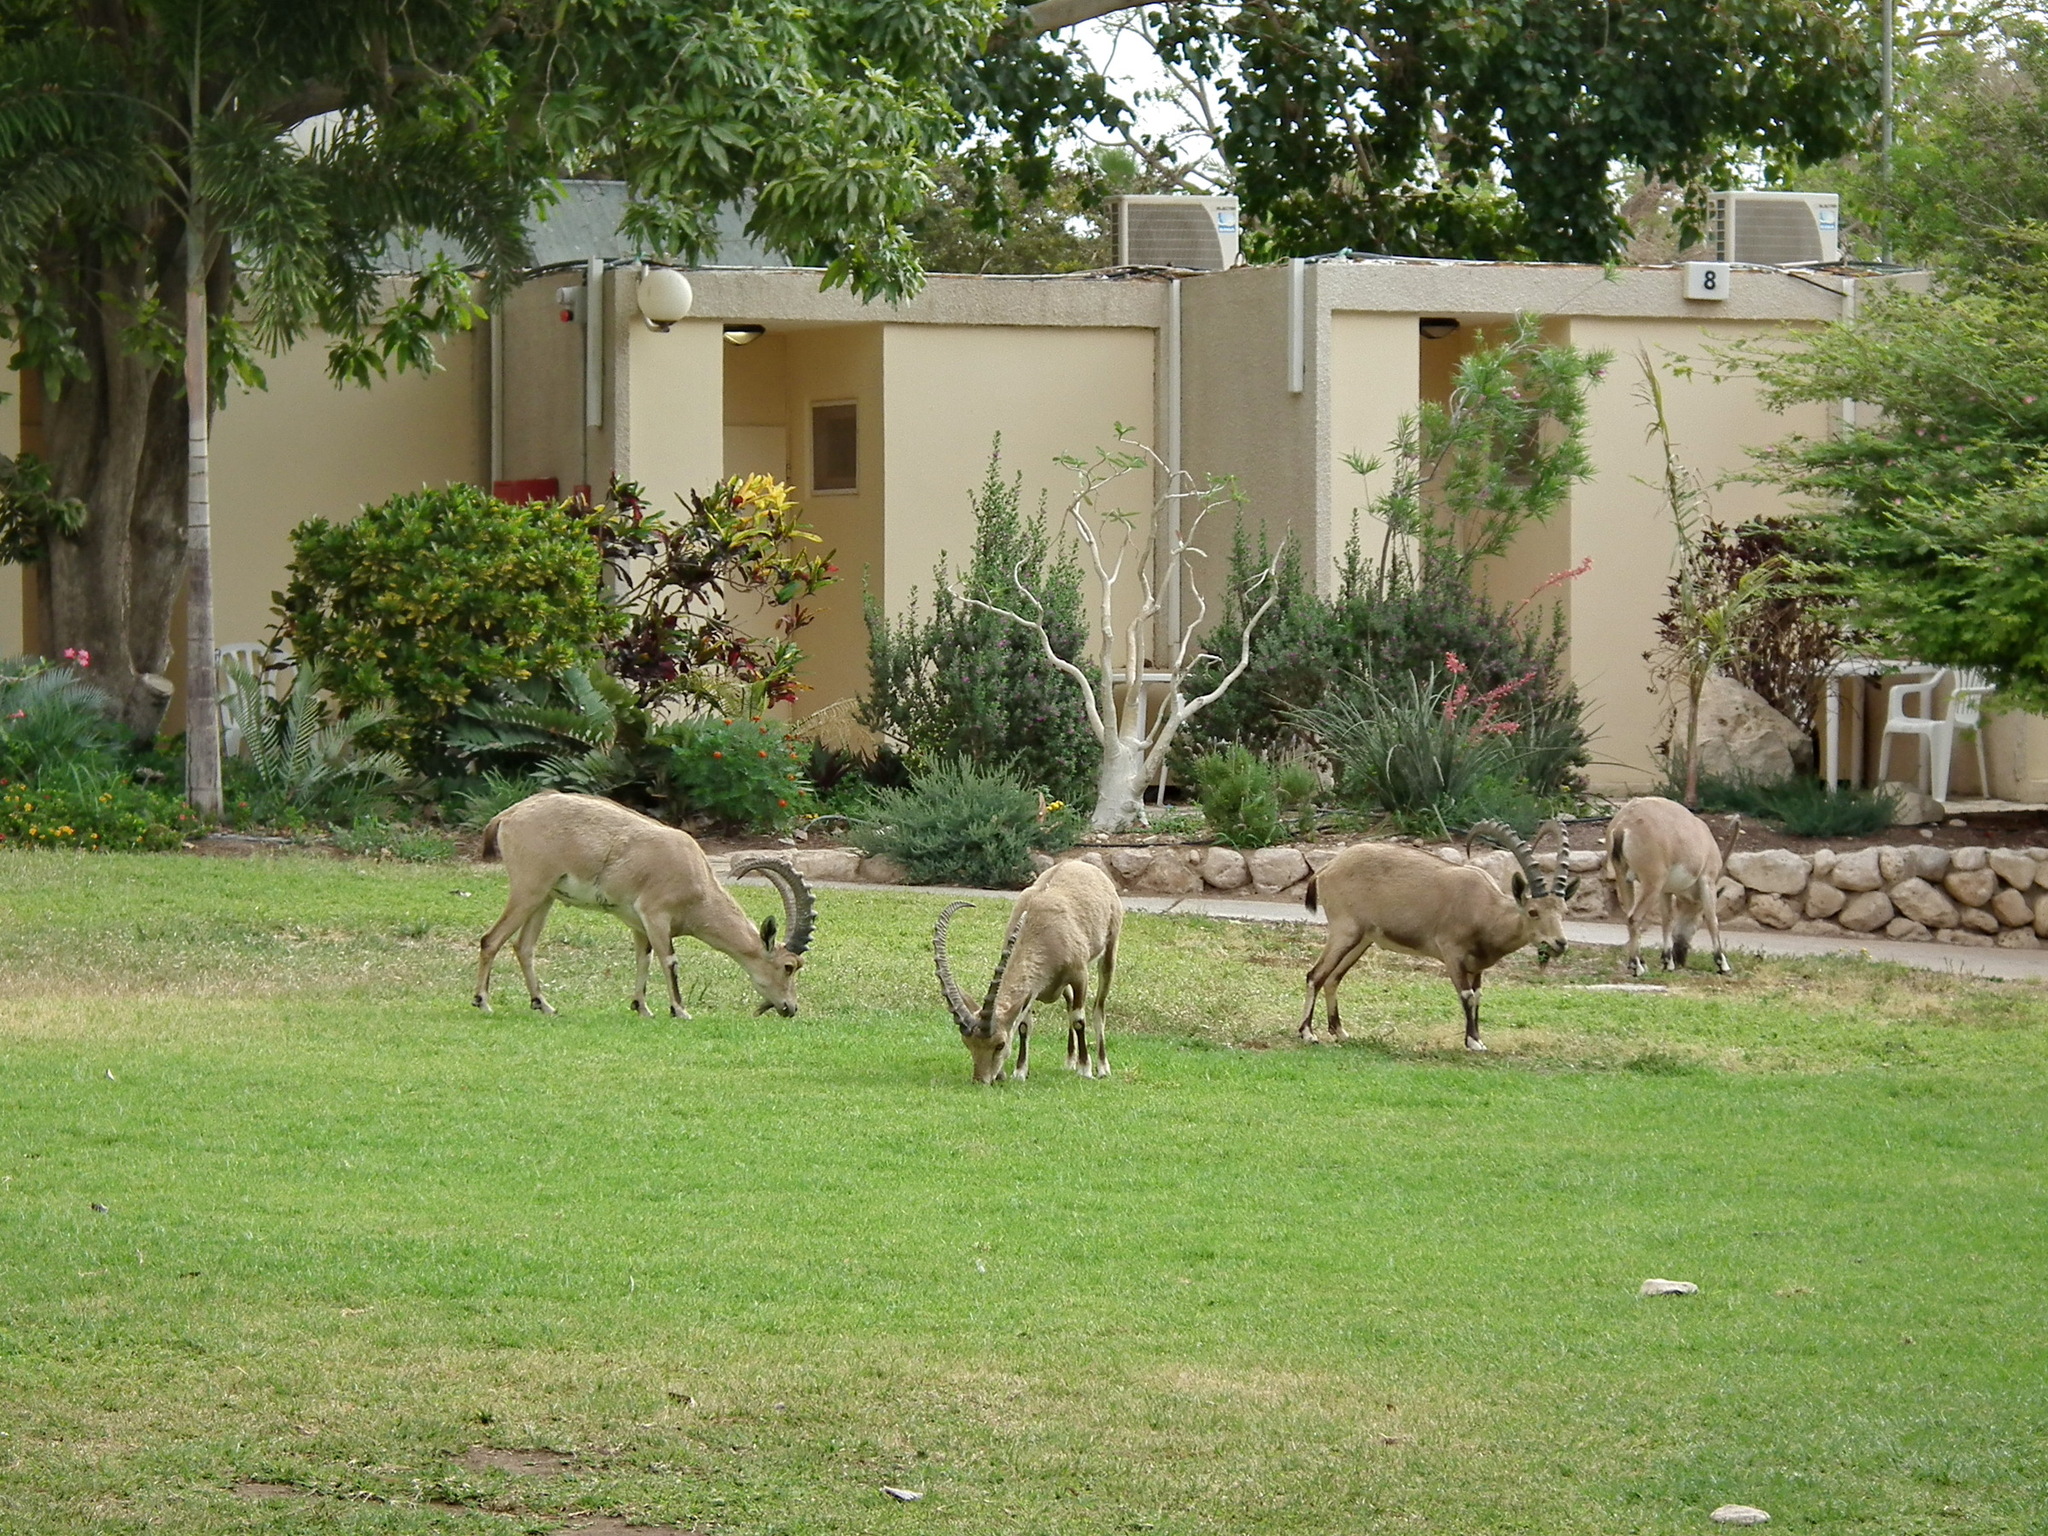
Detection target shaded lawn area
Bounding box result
[1,850,2044,1534]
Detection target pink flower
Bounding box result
[61,647,91,667]
[8,710,23,720]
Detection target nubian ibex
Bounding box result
[1604,796,1739,976]
[474,791,815,1018]
[932,860,1122,1084]
[1300,820,1575,1051]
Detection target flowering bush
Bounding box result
[0,655,124,781]
[658,716,813,832]
[0,770,198,851]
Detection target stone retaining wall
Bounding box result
[770,839,2048,950]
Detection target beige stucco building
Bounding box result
[8,239,2047,801]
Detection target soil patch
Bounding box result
[232,1480,309,1500]
[461,1446,578,1476]
[560,1522,703,1535]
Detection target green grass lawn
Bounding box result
[2,850,2044,1535]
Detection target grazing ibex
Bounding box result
[1604,797,1739,976]
[1300,820,1576,1051]
[932,860,1121,1084]
[474,791,815,1018]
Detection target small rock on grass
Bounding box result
[881,1486,924,1502]
[1640,1278,1699,1296]
[1710,1505,1770,1525]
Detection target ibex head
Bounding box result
[933,901,1026,1083]
[1468,819,1577,965]
[730,857,816,1016]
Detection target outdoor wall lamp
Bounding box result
[637,267,695,331]
[1418,317,1461,340]
[723,324,766,346]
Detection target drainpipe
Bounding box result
[1287,258,1305,394]
[583,254,604,493]
[1162,276,1183,657]
[1839,277,1857,433]
[489,305,504,486]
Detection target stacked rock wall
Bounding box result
[776,838,2048,949]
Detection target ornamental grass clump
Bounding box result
[850,757,1078,889]
[1289,655,1562,836]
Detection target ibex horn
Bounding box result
[731,856,815,954]
[933,901,982,1034]
[979,913,1028,1035]
[1467,819,1549,897]
[1533,817,1569,881]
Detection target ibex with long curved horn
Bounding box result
[474,791,815,1018]
[1300,820,1576,1051]
[932,861,1122,1084]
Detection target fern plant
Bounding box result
[443,667,637,792]
[220,660,407,826]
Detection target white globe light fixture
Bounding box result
[638,267,694,331]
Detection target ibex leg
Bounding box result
[1455,962,1486,1051]
[513,900,556,1014]
[476,883,552,1012]
[1089,945,1115,1078]
[1302,928,1370,1041]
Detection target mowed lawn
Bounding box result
[2,852,2045,1535]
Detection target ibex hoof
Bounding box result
[1328,1025,1350,1043]
[1714,954,1732,976]
[632,1000,653,1017]
[529,997,556,1016]
[669,1004,692,1020]
[1465,1038,1488,1052]
[1626,957,1647,978]
[473,994,491,1013]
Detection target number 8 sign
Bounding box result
[1685,262,1732,301]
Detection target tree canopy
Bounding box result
[0,0,1003,731]
[974,0,1877,262]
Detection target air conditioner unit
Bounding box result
[1709,191,1840,266]
[1115,195,1241,271]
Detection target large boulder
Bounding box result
[1132,849,1204,896]
[1829,847,1884,892]
[1991,888,2033,928]
[1891,790,1945,826]
[1749,892,1800,929]
[1686,675,1814,784]
[1904,844,1950,882]
[1891,877,1959,929]
[1944,868,1999,908]
[1198,846,1250,891]
[1247,846,1309,894]
[1838,890,1895,933]
[1988,849,2038,890]
[1803,881,1847,919]
[1727,848,1811,895]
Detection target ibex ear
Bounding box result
[1563,875,1581,899]
[760,915,778,949]
[1512,870,1530,901]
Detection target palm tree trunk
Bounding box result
[183,202,221,816]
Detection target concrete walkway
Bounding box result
[739,864,2048,983]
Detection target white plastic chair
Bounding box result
[1876,668,1993,802]
[216,644,292,758]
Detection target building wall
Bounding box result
[878,320,1158,632]
[1559,316,1835,789]
[1178,267,1322,606]
[780,325,886,712]
[499,274,595,494]
[614,270,722,507]
[206,321,489,660]
[1328,310,1424,582]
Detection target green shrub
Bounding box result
[1191,746,1287,849]
[864,443,1099,804]
[1682,772,1898,838]
[0,766,199,851]
[448,770,545,830]
[1178,531,1589,795]
[0,658,126,780]
[850,757,1079,888]
[220,660,408,827]
[658,716,812,832]
[278,486,621,772]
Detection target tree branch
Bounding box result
[1025,0,1148,34]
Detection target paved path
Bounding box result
[724,861,2048,983]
